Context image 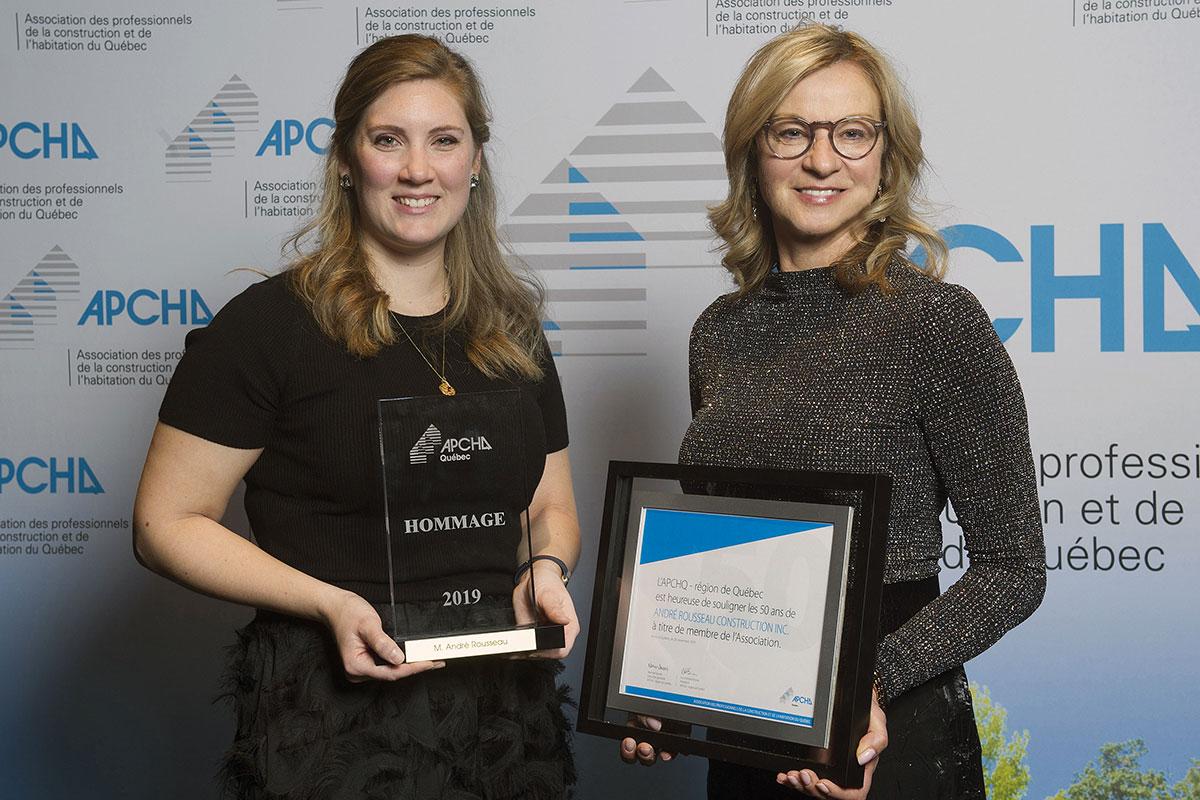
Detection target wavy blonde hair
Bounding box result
[284,35,544,379]
[709,24,946,295]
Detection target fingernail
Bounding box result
[788,775,801,789]
[817,783,831,795]
[638,744,652,756]
[645,718,662,732]
[661,753,672,762]
[857,747,876,765]
[622,740,634,753]
[800,772,813,787]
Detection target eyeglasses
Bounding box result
[761,116,887,160]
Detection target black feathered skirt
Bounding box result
[218,597,575,800]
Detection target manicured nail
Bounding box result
[817,782,832,795]
[622,740,634,753]
[857,747,876,765]
[788,775,801,789]
[800,772,813,787]
[645,718,662,732]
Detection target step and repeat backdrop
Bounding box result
[2,1,1197,797]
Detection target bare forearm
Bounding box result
[522,504,580,569]
[134,513,349,624]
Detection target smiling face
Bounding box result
[347,79,481,268]
[757,61,884,270]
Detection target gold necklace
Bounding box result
[394,305,456,396]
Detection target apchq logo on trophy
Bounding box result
[408,424,494,465]
[159,76,259,182]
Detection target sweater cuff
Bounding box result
[872,635,910,708]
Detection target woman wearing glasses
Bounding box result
[624,24,1045,800]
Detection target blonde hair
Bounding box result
[284,35,544,379]
[709,24,946,295]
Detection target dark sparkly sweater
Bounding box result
[679,265,1046,704]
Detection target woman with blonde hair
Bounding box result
[134,35,579,798]
[625,24,1045,800]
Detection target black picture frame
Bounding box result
[576,461,891,788]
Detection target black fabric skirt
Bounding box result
[707,577,985,800]
[218,596,575,800]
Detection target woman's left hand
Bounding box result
[511,559,580,659]
[776,688,887,797]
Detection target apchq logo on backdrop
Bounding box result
[913,223,1200,352]
[0,122,98,160]
[0,246,213,350]
[160,76,259,182]
[502,68,726,358]
[408,424,493,465]
[0,456,103,494]
[76,289,212,326]
[255,117,333,157]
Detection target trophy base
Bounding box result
[400,623,566,662]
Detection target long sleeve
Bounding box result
[873,284,1046,704]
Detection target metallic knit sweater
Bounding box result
[679,265,1046,704]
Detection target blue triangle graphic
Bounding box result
[639,509,828,564]
[568,167,589,183]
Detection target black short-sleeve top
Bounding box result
[159,274,568,603]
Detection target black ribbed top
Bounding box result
[159,274,568,603]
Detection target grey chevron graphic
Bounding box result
[164,75,259,182]
[0,246,82,350]
[502,68,724,357]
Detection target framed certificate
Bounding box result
[577,461,891,788]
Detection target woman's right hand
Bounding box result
[321,590,445,682]
[619,716,675,766]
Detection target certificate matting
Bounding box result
[577,461,891,788]
[605,491,852,747]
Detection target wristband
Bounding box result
[514,554,570,586]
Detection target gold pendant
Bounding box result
[439,380,456,396]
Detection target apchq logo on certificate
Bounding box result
[610,491,853,744]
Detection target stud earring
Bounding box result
[339,174,352,190]
[469,174,480,189]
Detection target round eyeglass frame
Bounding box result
[760,116,887,161]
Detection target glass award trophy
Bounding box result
[378,388,565,661]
